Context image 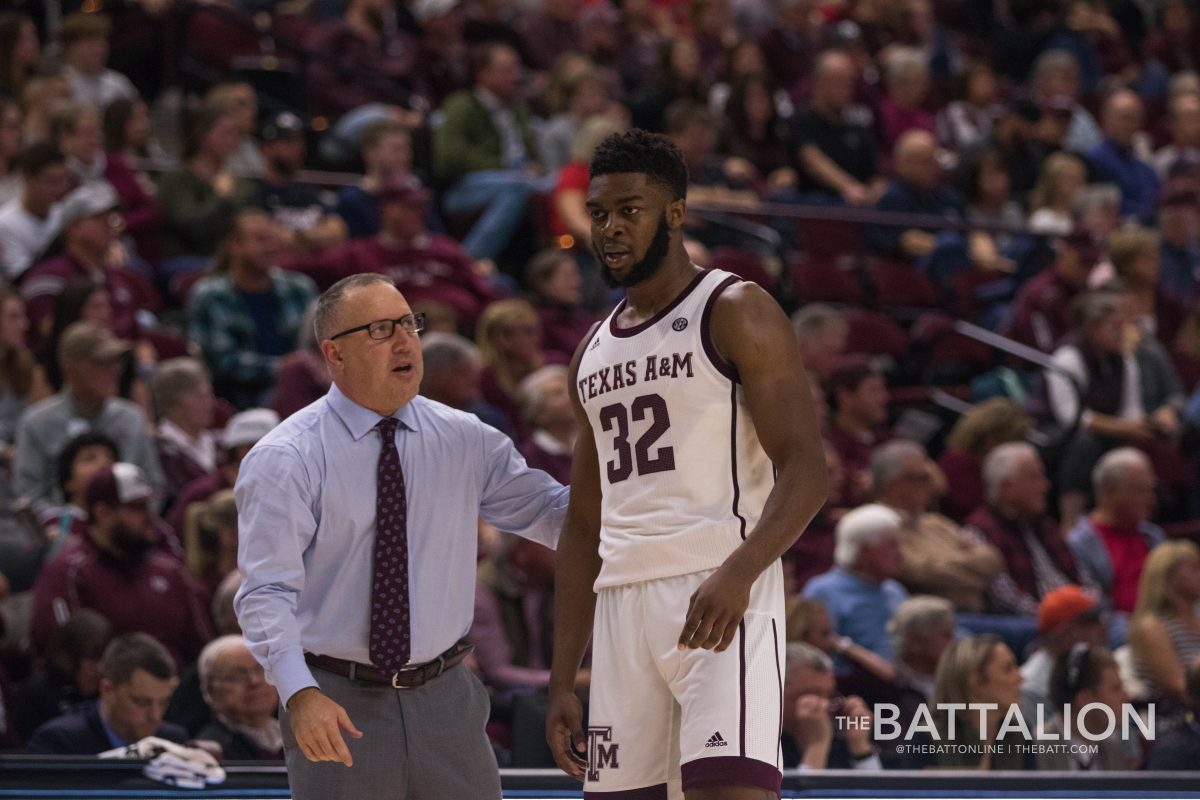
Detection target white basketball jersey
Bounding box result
[578,269,774,589]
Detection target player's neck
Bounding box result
[622,253,700,321]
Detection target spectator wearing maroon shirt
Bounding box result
[1067,448,1165,615]
[304,0,419,121]
[524,249,596,364]
[151,358,218,503]
[410,0,471,109]
[964,443,1079,617]
[272,304,331,421]
[21,182,159,351]
[296,177,500,331]
[516,365,575,486]
[30,463,214,667]
[164,408,279,539]
[757,0,823,91]
[519,0,580,72]
[101,98,163,266]
[1007,231,1099,353]
[825,359,892,511]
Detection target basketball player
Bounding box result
[546,129,829,799]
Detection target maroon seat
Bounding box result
[710,247,776,291]
[790,257,864,304]
[842,307,909,360]
[869,259,940,309]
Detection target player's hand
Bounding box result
[286,688,362,766]
[677,565,754,652]
[546,688,587,780]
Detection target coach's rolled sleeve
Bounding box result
[477,423,570,549]
[235,443,321,703]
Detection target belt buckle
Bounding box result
[391,672,407,689]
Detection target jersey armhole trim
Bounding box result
[700,275,741,384]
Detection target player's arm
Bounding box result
[678,282,829,652]
[546,327,604,780]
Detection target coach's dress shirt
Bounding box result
[235,383,570,703]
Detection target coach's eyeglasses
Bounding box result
[329,313,426,341]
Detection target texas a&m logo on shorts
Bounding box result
[586,726,620,781]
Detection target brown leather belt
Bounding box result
[304,642,474,689]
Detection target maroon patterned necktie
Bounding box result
[370,417,411,671]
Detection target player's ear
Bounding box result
[666,198,687,229]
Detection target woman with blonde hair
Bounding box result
[1129,541,1200,717]
[184,489,239,602]
[1028,152,1088,235]
[477,299,548,439]
[936,398,1032,522]
[785,596,896,684]
[929,634,1029,769]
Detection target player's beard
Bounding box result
[598,212,671,289]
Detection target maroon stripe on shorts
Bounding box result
[739,618,747,757]
[772,618,783,769]
[584,784,668,799]
[681,756,782,794]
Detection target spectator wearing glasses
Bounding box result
[235,274,568,798]
[196,635,283,760]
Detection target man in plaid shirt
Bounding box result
[188,210,317,408]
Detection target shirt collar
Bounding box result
[326,382,420,441]
[97,703,126,749]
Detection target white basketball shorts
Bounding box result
[583,562,785,799]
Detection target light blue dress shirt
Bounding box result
[234,383,570,703]
[802,567,908,663]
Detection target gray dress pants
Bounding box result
[281,661,502,800]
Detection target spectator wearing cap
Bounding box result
[1067,448,1166,616]
[58,13,137,113]
[20,182,160,350]
[1019,585,1107,709]
[1153,93,1200,181]
[196,635,283,760]
[13,322,164,519]
[1089,90,1160,219]
[434,42,555,262]
[0,142,71,282]
[410,0,470,109]
[802,504,909,662]
[825,360,891,511]
[188,209,317,409]
[788,50,882,206]
[152,358,218,502]
[1158,187,1200,307]
[30,464,213,667]
[253,113,347,256]
[334,121,417,240]
[964,443,1079,616]
[165,408,279,541]
[1046,289,1185,527]
[873,440,1004,614]
[295,177,500,330]
[27,632,184,754]
[1007,230,1099,352]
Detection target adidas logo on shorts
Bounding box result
[704,732,728,748]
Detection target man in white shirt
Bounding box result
[0,143,71,281]
[59,13,139,112]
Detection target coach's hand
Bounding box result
[287,688,363,766]
[678,565,754,652]
[546,688,587,780]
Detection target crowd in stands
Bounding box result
[1,0,1200,773]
